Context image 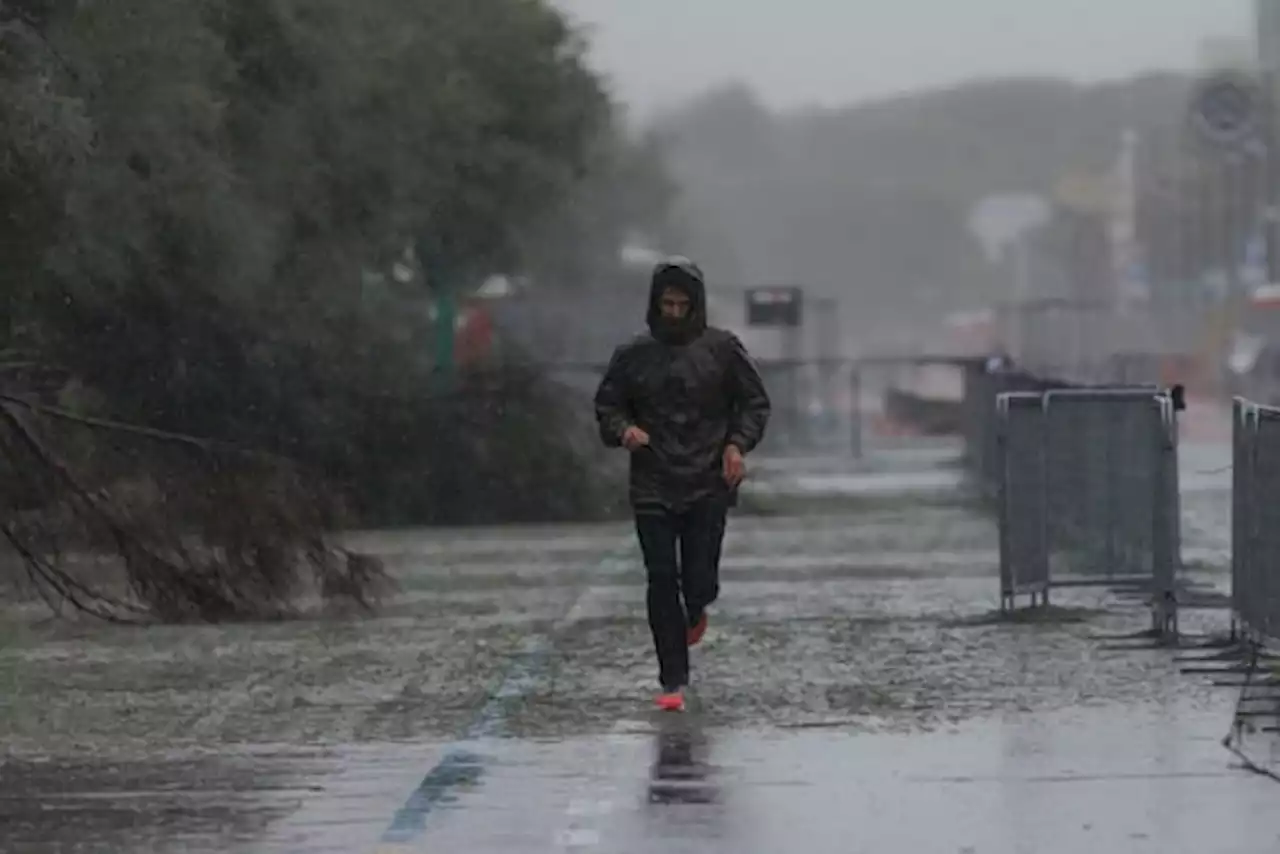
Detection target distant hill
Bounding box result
[650,74,1197,354]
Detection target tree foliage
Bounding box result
[0,0,670,616]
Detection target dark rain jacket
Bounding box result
[593,258,771,510]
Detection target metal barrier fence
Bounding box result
[961,360,1067,494]
[1232,398,1280,645]
[996,387,1181,638]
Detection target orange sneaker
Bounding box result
[687,612,708,647]
[656,689,685,712]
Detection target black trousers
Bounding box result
[634,495,729,691]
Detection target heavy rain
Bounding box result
[2,0,1280,851]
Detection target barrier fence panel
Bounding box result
[1231,398,1251,640]
[997,392,1048,609]
[962,361,1001,490]
[1044,390,1169,582]
[1232,399,1280,645]
[962,362,1070,495]
[997,387,1180,637]
[1254,409,1280,643]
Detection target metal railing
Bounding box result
[752,358,863,455]
[1231,398,1280,646]
[995,387,1182,638]
[549,353,993,460]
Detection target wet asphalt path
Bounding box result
[2,435,1279,852]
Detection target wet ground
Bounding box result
[2,410,1279,852]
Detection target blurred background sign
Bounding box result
[745,286,804,327]
[1189,70,1260,149]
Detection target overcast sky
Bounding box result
[553,0,1253,116]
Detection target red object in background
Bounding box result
[944,309,996,356]
[455,301,494,365]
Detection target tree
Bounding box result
[0,0,667,619]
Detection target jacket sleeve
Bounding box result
[725,333,770,453]
[593,346,633,448]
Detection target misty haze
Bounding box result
[2,1,1279,852]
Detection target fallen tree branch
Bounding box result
[0,396,394,623]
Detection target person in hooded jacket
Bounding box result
[594,257,771,711]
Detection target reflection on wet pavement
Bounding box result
[646,718,718,807]
[2,440,1279,852]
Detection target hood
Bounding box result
[646,256,707,343]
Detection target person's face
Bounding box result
[659,287,691,320]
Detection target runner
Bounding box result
[593,257,771,711]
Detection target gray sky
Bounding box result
[553,0,1253,116]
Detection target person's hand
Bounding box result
[723,444,746,487]
[621,425,650,451]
